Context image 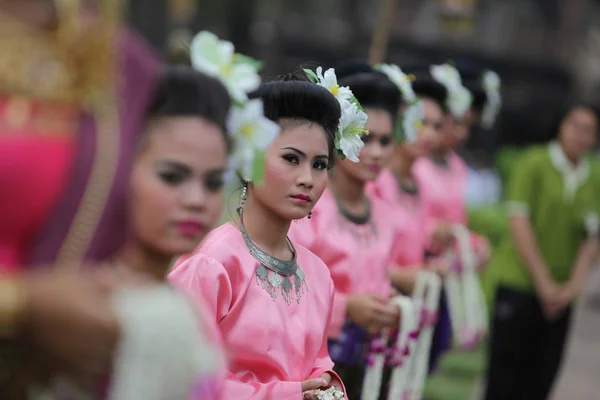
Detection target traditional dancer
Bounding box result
[412,63,493,370]
[170,56,364,398]
[369,63,447,294]
[484,104,600,400]
[101,66,231,400]
[290,62,416,400]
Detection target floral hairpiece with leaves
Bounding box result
[375,63,424,144]
[430,63,472,119]
[189,31,279,183]
[480,70,502,129]
[303,67,369,162]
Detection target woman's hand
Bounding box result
[431,222,454,252]
[302,373,344,399]
[427,259,449,279]
[475,237,491,271]
[24,269,121,388]
[347,294,399,334]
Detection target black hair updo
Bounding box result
[147,65,232,151]
[249,72,341,163]
[338,71,401,123]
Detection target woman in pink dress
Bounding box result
[368,66,449,294]
[290,63,404,399]
[170,72,351,400]
[412,64,493,370]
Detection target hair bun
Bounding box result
[274,72,307,82]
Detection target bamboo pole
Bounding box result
[368,0,399,65]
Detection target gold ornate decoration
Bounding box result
[52,0,123,269]
[0,0,123,268]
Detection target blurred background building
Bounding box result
[126,0,600,154]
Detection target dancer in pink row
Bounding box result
[170,72,356,400]
[368,65,449,294]
[412,64,490,264]
[290,62,404,399]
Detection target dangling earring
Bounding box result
[237,180,248,215]
[307,210,313,219]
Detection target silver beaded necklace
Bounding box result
[239,211,307,305]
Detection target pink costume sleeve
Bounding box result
[170,254,302,400]
[289,209,349,339]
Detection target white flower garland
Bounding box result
[444,225,488,350]
[361,295,415,400]
[304,67,369,162]
[404,271,442,399]
[190,30,280,183]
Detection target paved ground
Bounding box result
[470,267,600,400]
[551,267,600,400]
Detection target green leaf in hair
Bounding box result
[251,151,266,185]
[303,69,319,84]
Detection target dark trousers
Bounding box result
[483,285,573,400]
[428,290,452,373]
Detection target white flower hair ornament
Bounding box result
[375,63,424,144]
[480,70,502,130]
[430,63,473,119]
[401,101,425,144]
[375,63,417,103]
[189,31,279,183]
[304,67,369,162]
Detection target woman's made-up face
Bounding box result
[338,108,393,182]
[438,108,476,153]
[251,120,330,221]
[559,106,598,160]
[129,116,228,257]
[405,97,444,158]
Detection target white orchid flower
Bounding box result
[337,101,368,162]
[190,31,261,103]
[402,100,425,144]
[376,63,417,103]
[430,63,473,119]
[481,70,502,129]
[227,99,280,179]
[314,67,353,103]
[448,85,473,119]
[430,63,462,89]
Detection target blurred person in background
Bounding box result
[460,68,503,208]
[50,66,233,399]
[0,0,159,397]
[368,63,448,295]
[484,103,600,400]
[412,63,493,371]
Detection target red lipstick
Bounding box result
[290,194,312,204]
[177,221,205,237]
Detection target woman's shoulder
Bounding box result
[294,244,333,281]
[176,224,246,271]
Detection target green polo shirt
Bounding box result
[490,143,600,292]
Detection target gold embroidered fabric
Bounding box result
[0,0,120,109]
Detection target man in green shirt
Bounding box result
[484,104,600,400]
